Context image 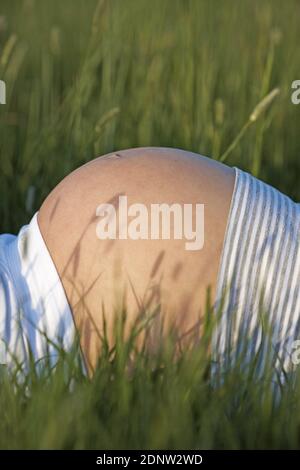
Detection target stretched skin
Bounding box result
[37,147,235,372]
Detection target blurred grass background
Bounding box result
[1,0,300,233]
[1,0,300,449]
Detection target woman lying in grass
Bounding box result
[0,147,299,378]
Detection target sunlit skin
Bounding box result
[37,147,235,373]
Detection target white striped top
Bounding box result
[212,167,300,381]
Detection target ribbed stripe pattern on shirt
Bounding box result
[212,167,300,378]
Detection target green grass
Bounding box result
[1,306,300,450]
[1,0,300,449]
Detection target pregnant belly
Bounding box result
[37,147,235,372]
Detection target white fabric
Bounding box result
[213,167,300,381]
[0,212,83,373]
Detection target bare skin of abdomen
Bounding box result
[37,147,235,373]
